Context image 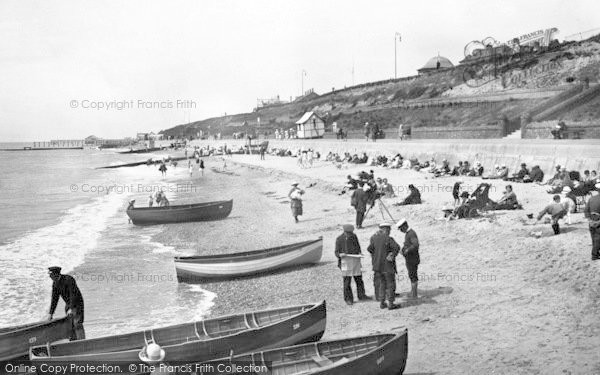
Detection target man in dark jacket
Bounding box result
[397,219,420,299]
[335,224,371,305]
[367,223,401,310]
[47,266,85,340]
[507,163,530,182]
[584,185,600,260]
[395,184,422,206]
[351,184,370,228]
[528,165,544,183]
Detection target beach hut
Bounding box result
[295,111,325,139]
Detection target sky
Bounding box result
[0,0,599,141]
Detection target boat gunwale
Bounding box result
[0,317,70,336]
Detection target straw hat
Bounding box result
[139,343,165,364]
[379,222,393,228]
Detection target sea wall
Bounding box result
[171,139,600,173]
[411,125,503,139]
[524,120,600,139]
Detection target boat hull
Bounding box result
[30,302,326,374]
[174,238,323,280]
[189,329,408,375]
[0,317,72,360]
[126,200,232,225]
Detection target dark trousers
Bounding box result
[406,261,419,282]
[343,276,366,302]
[69,305,86,341]
[355,210,365,227]
[374,271,396,303]
[591,225,600,260]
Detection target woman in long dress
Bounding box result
[288,183,305,223]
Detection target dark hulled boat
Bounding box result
[165,329,408,375]
[118,147,163,154]
[126,199,233,225]
[0,317,72,360]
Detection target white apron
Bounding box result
[340,255,362,277]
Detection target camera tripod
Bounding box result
[365,198,396,223]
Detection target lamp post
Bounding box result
[301,70,307,96]
[394,32,401,79]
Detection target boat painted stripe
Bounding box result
[175,244,322,278]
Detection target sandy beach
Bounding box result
[146,150,599,375]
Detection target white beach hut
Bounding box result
[295,111,325,139]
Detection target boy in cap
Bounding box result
[335,224,370,305]
[47,266,86,340]
[367,222,401,310]
[536,195,567,235]
[397,219,420,299]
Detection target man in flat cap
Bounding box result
[397,219,420,299]
[367,222,401,310]
[335,224,370,305]
[350,183,370,229]
[47,266,85,340]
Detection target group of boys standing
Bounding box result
[335,219,420,310]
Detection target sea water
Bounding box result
[0,147,215,336]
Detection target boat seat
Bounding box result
[207,327,247,338]
[311,355,334,367]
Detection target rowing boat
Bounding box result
[126,199,233,225]
[174,237,323,281]
[0,317,71,360]
[172,329,408,375]
[30,301,326,369]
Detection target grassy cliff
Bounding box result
[161,36,600,139]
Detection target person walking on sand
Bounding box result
[351,184,370,229]
[199,160,205,176]
[367,222,401,310]
[47,266,85,340]
[452,181,462,207]
[536,195,567,235]
[335,224,371,305]
[158,162,167,177]
[584,183,600,260]
[397,219,420,299]
[188,160,193,178]
[288,183,305,223]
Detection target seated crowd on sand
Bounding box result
[259,145,599,224]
